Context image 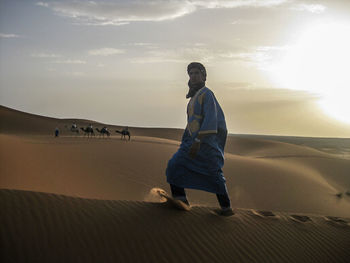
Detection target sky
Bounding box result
[1,0,350,137]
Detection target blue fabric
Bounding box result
[166,87,228,194]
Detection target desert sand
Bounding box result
[1,105,350,262]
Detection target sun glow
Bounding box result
[268,21,350,124]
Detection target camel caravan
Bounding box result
[63,123,130,140]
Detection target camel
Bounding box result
[96,127,110,138]
[80,127,95,137]
[116,129,131,141]
[64,125,80,135]
[70,126,80,134]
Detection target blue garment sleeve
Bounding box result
[198,91,218,135]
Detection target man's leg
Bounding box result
[216,193,231,209]
[215,191,234,216]
[170,184,189,205]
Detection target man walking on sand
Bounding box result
[166,62,233,216]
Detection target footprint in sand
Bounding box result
[324,216,349,226]
[289,215,312,223]
[335,192,343,198]
[251,210,279,218]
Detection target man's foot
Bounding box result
[178,199,190,206]
[169,198,190,211]
[173,197,190,207]
[214,207,234,217]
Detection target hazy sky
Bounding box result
[1,0,350,137]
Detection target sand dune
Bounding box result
[1,189,349,263]
[1,132,350,217]
[1,105,350,262]
[0,105,183,140]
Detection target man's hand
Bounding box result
[189,140,200,159]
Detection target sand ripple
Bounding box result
[1,189,350,263]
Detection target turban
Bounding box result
[187,62,207,81]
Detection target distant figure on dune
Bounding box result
[116,127,131,141]
[96,127,110,137]
[54,127,59,137]
[80,125,95,137]
[166,62,233,216]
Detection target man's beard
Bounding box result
[186,80,205,98]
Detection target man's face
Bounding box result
[189,68,204,84]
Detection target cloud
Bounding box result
[36,2,49,7]
[127,42,158,49]
[215,45,292,70]
[230,19,258,25]
[88,48,125,56]
[0,33,21,38]
[36,0,289,25]
[219,51,271,62]
[218,46,287,63]
[194,0,288,9]
[256,45,290,51]
[130,42,154,46]
[220,81,254,89]
[31,53,62,58]
[130,47,213,64]
[290,3,326,14]
[31,53,86,64]
[129,44,289,65]
[53,59,86,64]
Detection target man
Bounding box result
[166,62,233,216]
[54,127,59,137]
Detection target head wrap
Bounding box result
[186,62,207,98]
[187,62,207,81]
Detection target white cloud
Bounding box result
[291,4,326,14]
[0,33,21,38]
[53,59,86,64]
[36,0,289,25]
[130,42,156,47]
[129,45,288,64]
[219,51,271,62]
[230,19,260,25]
[256,45,291,51]
[130,47,214,64]
[194,0,288,9]
[125,42,158,49]
[217,45,292,71]
[88,48,125,56]
[36,2,49,7]
[31,53,62,58]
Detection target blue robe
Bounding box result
[166,86,228,194]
